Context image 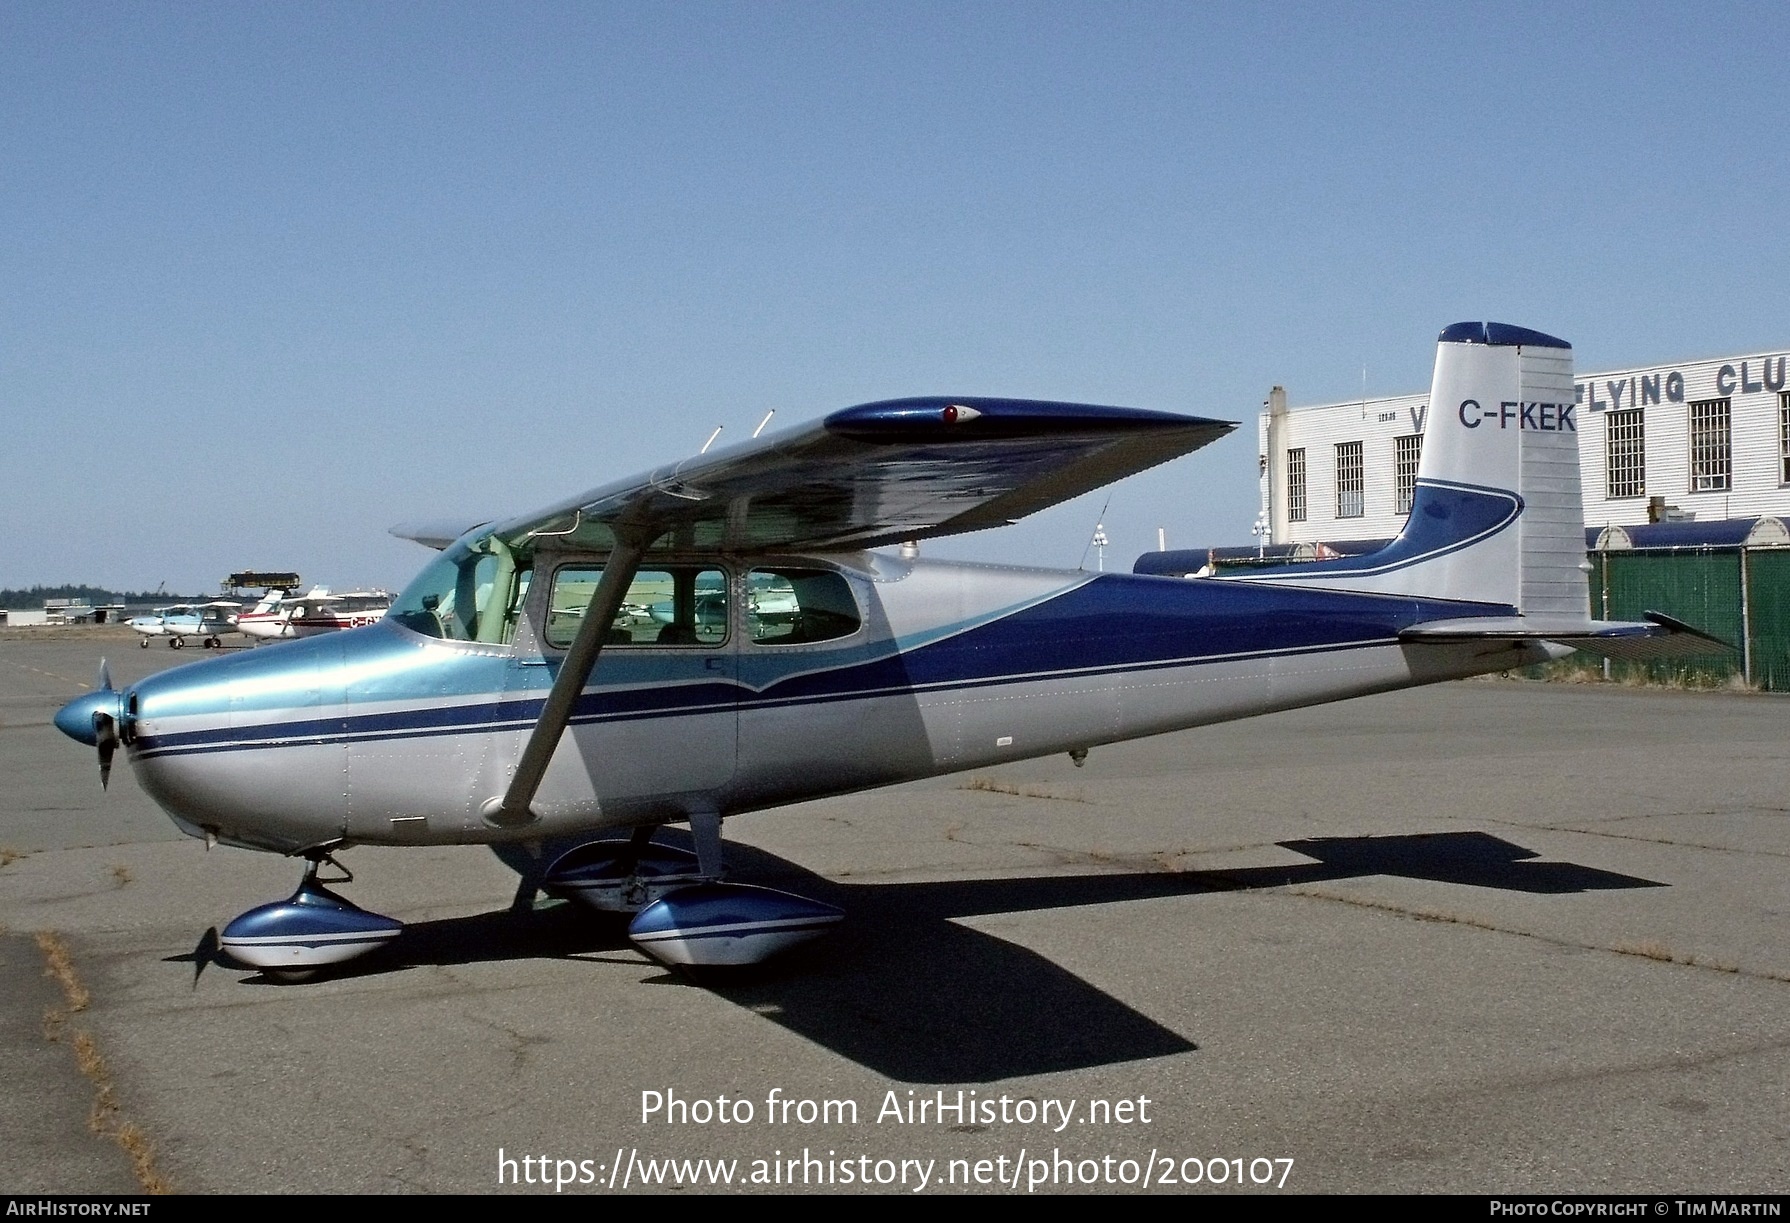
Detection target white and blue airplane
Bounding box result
[126,601,244,650]
[56,323,1720,978]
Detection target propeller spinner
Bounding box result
[52,660,127,788]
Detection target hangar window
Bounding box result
[747,569,860,645]
[544,566,727,649]
[1606,409,1645,499]
[1779,392,1789,484]
[1335,441,1364,519]
[1286,448,1307,522]
[1394,434,1422,515]
[1688,397,1731,493]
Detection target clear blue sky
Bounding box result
[4,2,1786,593]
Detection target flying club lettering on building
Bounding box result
[1577,355,1787,412]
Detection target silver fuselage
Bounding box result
[120,552,1544,855]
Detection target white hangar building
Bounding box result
[1258,345,1790,546]
[1137,338,1790,691]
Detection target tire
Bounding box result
[265,968,319,983]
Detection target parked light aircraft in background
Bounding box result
[291,590,392,637]
[237,588,393,643]
[126,601,243,650]
[232,588,296,642]
[57,324,1722,978]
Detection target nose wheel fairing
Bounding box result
[219,854,402,975]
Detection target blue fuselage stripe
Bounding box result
[129,575,1508,761]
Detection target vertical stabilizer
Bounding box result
[1237,322,1585,614]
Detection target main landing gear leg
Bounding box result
[687,810,724,880]
[218,848,403,982]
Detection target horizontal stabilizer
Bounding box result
[1400,611,1733,660]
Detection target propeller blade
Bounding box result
[98,657,113,693]
[94,712,118,790]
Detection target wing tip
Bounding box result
[389,519,490,551]
[825,397,1233,440]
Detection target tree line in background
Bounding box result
[1,584,206,610]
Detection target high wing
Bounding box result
[393,397,1232,555]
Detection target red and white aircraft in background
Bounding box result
[237,588,394,642]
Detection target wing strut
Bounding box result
[492,528,655,827]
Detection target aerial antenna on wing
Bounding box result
[753,410,775,438]
[701,426,723,454]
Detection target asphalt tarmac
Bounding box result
[2,626,1786,1195]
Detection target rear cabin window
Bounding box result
[545,566,728,649]
[747,569,860,645]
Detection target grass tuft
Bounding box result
[34,930,175,1193]
[35,931,89,1012]
[958,776,1089,803]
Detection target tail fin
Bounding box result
[1241,322,1584,614]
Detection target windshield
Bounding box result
[389,532,530,644]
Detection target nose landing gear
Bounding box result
[219,849,402,982]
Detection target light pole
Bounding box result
[1251,511,1270,559]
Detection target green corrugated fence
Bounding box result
[1745,549,1790,691]
[1574,548,1790,691]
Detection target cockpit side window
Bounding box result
[545,566,728,650]
[747,569,860,645]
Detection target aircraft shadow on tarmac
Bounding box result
[167,830,1662,1083]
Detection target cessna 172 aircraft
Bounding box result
[56,323,1720,977]
[231,588,297,642]
[126,601,244,650]
[237,588,394,642]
